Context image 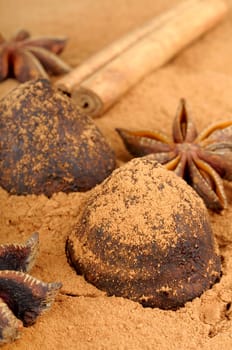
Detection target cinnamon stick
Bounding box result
[56,0,228,117]
[55,1,194,92]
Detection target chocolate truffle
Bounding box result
[66,157,221,309]
[0,79,115,196]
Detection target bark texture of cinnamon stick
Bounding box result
[55,1,194,92]
[56,0,228,117]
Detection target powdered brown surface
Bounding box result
[0,0,232,349]
[66,158,221,310]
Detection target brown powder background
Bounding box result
[0,0,232,349]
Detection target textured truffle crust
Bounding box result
[0,79,115,196]
[66,157,221,310]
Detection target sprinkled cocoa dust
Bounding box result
[0,79,115,196]
[76,157,205,249]
[67,157,221,309]
[0,0,232,349]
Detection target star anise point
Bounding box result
[0,29,71,83]
[117,99,232,212]
[0,233,62,344]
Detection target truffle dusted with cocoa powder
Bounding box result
[66,157,221,310]
[0,79,115,196]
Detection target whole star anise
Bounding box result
[0,29,71,82]
[116,99,232,212]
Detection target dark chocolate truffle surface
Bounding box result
[66,157,221,309]
[0,79,115,196]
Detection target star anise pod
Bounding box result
[116,99,232,212]
[0,29,71,82]
[0,233,62,345]
[0,232,39,272]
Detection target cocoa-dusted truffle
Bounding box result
[66,157,221,309]
[0,79,115,196]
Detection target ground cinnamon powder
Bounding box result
[0,0,232,348]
